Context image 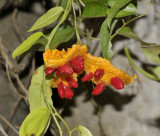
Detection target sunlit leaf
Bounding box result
[12,32,43,59]
[29,66,53,112]
[77,125,93,136]
[100,19,117,60]
[106,0,131,28]
[142,46,160,65]
[19,107,51,136]
[28,7,64,32]
[49,26,75,49]
[82,0,108,18]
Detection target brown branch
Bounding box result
[0,123,8,136]
[0,114,19,135]
[5,98,22,131]
[0,38,28,98]
[5,62,26,99]
[12,8,25,42]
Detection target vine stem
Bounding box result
[111,0,152,40]
[50,104,72,136]
[72,0,81,43]
[45,0,72,50]
[124,47,159,81]
[42,71,63,136]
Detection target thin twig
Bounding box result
[25,53,35,88]
[5,98,22,131]
[50,125,58,136]
[0,123,8,136]
[0,38,28,98]
[12,8,25,42]
[0,114,19,135]
[5,62,26,99]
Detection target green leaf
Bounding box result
[82,0,99,4]
[12,32,43,59]
[61,0,68,9]
[77,125,93,136]
[107,3,137,18]
[19,107,51,136]
[49,26,75,49]
[118,26,158,45]
[29,66,53,112]
[142,46,160,65]
[106,0,131,28]
[152,66,160,80]
[82,0,108,18]
[100,19,117,60]
[28,7,64,32]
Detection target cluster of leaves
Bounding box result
[12,0,160,135]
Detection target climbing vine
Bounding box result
[11,0,160,135]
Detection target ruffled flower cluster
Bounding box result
[43,44,137,99]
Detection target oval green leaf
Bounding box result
[100,19,117,60]
[118,26,158,46]
[142,46,160,65]
[28,7,64,32]
[106,0,131,28]
[77,125,93,136]
[29,66,53,112]
[19,107,51,136]
[107,3,136,18]
[49,26,75,49]
[82,0,108,18]
[12,32,43,59]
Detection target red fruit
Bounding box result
[81,72,94,82]
[94,69,104,80]
[66,77,78,88]
[55,69,60,76]
[70,56,84,73]
[45,68,56,74]
[58,82,65,98]
[92,83,105,95]
[63,85,74,99]
[110,77,124,90]
[59,64,74,75]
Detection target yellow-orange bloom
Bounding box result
[43,44,137,90]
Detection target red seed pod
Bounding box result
[94,69,104,80]
[58,82,65,98]
[45,68,56,74]
[92,83,105,95]
[110,77,124,90]
[55,69,60,76]
[66,77,78,88]
[59,64,74,75]
[63,85,74,99]
[81,72,94,82]
[69,56,84,73]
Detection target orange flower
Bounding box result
[43,44,137,98]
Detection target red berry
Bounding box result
[81,72,94,82]
[45,68,56,74]
[66,77,78,88]
[59,64,74,75]
[70,56,84,73]
[63,85,74,99]
[94,69,104,80]
[55,69,60,76]
[92,83,105,95]
[110,77,124,90]
[58,82,65,98]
